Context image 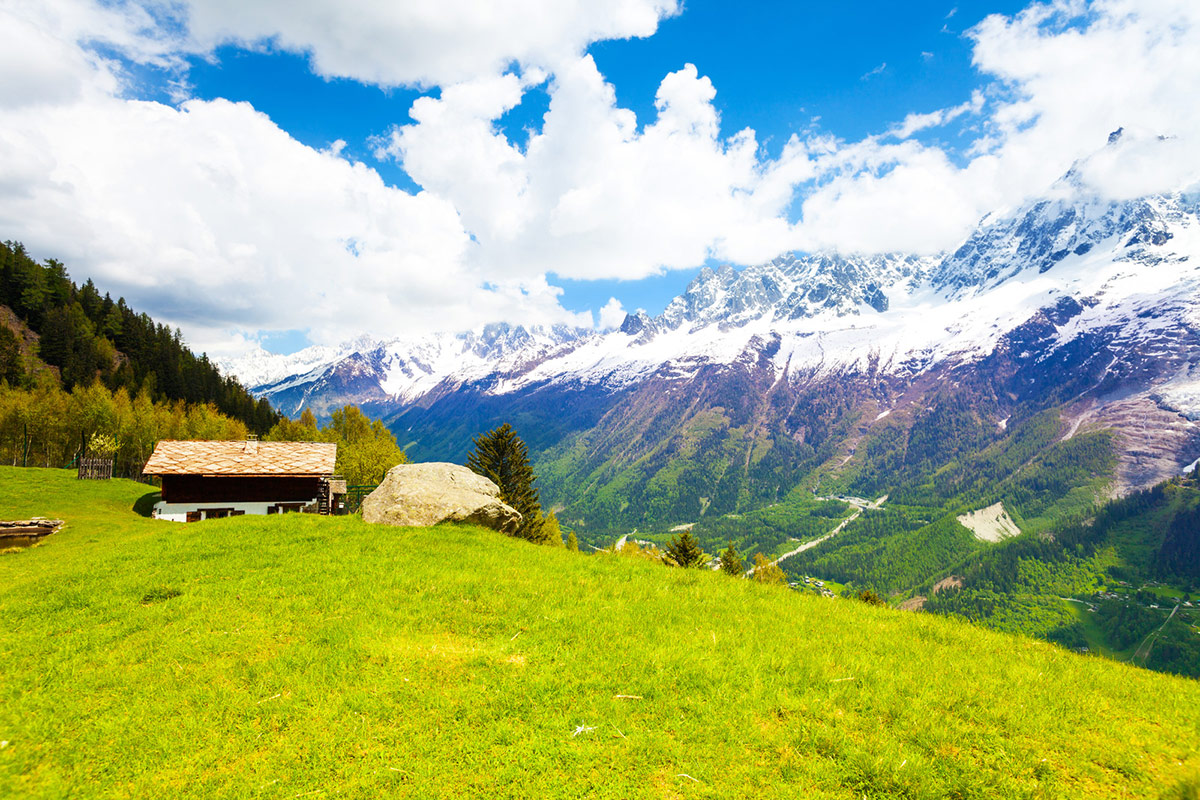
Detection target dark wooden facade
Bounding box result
[160,475,322,504]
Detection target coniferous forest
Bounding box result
[0,241,278,434]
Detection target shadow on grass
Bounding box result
[133,492,161,518]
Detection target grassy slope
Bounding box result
[1,467,1198,799]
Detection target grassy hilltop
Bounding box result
[1,467,1198,799]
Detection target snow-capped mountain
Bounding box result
[224,323,587,417]
[222,132,1200,512]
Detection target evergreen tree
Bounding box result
[665,530,705,568]
[467,423,544,542]
[719,542,744,576]
[0,241,281,434]
[566,531,580,552]
[0,324,24,385]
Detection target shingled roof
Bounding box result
[143,440,337,476]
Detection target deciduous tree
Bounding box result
[752,553,786,585]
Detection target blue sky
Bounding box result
[1,0,1195,357]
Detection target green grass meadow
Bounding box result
[1,467,1198,798]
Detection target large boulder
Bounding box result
[361,462,522,534]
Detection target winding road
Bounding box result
[746,494,886,576]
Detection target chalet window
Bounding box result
[186,511,201,523]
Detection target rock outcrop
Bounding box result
[361,462,521,534]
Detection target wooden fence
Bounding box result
[345,485,378,513]
[77,457,114,480]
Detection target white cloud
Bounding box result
[888,91,984,139]
[597,297,628,330]
[0,0,666,352]
[0,93,497,352]
[965,0,1200,200]
[383,58,798,280]
[178,0,680,87]
[860,62,888,80]
[781,0,1200,254]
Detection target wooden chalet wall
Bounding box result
[160,476,322,504]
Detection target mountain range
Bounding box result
[222,130,1200,537]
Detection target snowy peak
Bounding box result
[220,340,373,388]
[221,322,590,406]
[934,130,1200,295]
[658,252,935,331]
[932,191,1197,295]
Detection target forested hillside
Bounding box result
[0,241,277,433]
[599,392,1198,679]
[925,470,1200,677]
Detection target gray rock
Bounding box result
[361,462,522,534]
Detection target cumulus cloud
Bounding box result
[0,92,498,353]
[597,297,628,330]
[383,58,797,280]
[178,0,679,87]
[0,0,669,352]
[381,0,1200,269]
[966,0,1200,199]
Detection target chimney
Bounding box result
[244,435,258,455]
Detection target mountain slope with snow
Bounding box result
[223,134,1200,531]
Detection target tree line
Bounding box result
[0,373,410,489]
[0,376,250,476]
[1,240,278,434]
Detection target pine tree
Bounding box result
[467,423,544,542]
[719,542,744,576]
[665,530,705,568]
[0,324,24,385]
[566,531,579,552]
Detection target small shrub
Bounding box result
[856,589,887,606]
[613,540,662,563]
